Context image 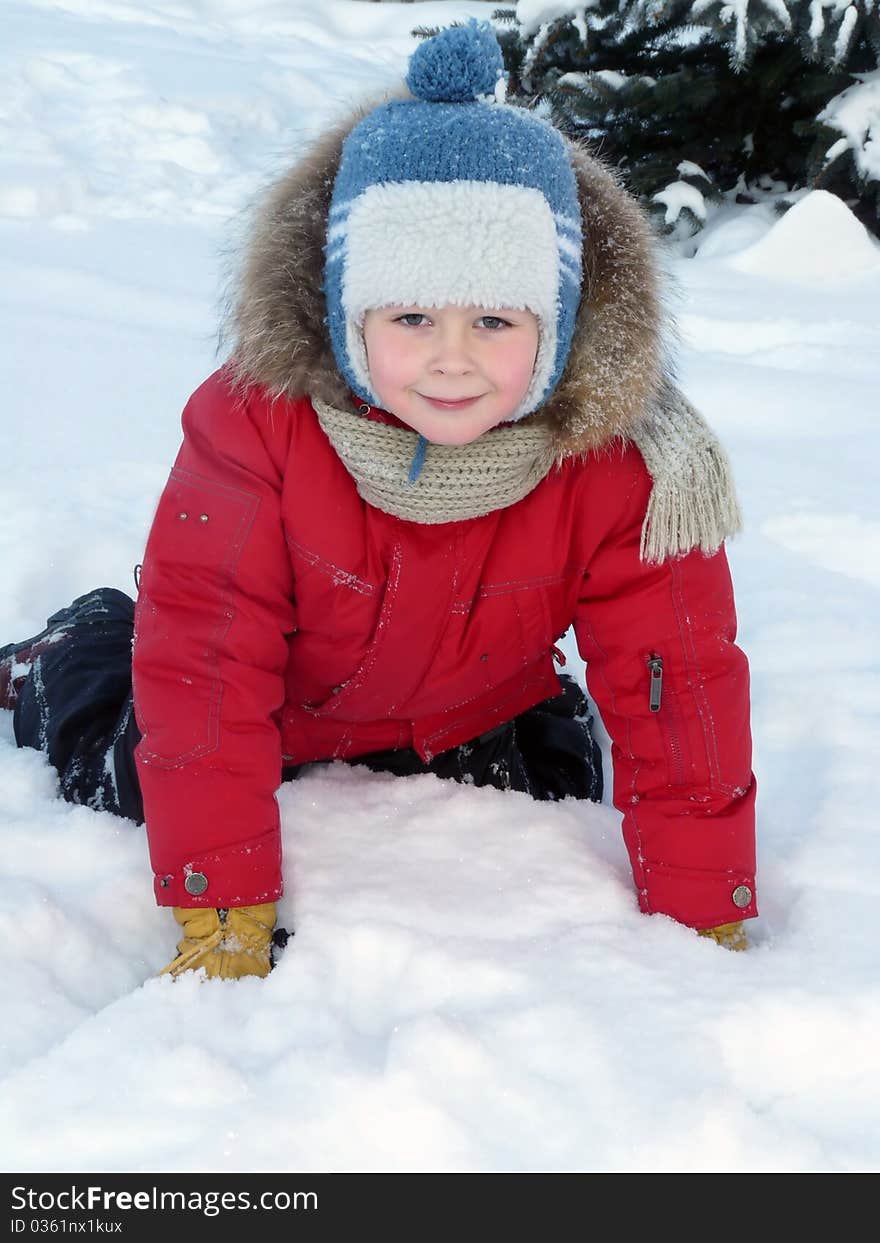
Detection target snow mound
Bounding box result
[727,190,880,282]
[693,206,780,260]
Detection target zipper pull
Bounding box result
[551,644,567,667]
[647,655,663,712]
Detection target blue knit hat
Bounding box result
[323,19,583,423]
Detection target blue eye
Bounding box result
[478,316,511,330]
[396,313,428,327]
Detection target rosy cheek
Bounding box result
[504,344,538,393]
[367,336,408,390]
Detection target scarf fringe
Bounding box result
[632,386,743,564]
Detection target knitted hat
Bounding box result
[323,19,583,423]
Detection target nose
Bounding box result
[428,320,475,374]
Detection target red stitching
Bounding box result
[390,538,462,714]
[577,612,645,887]
[669,558,739,796]
[421,666,552,750]
[311,543,403,715]
[285,536,375,597]
[476,572,568,598]
[136,473,260,768]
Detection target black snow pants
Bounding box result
[1,587,603,824]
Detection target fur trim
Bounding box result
[223,92,672,454]
[222,96,742,560]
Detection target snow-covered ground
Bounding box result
[2,0,879,1174]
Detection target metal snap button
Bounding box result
[732,884,752,908]
[184,872,209,896]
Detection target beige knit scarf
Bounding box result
[313,399,558,525]
[312,390,742,564]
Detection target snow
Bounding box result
[2,0,880,1175]
[820,67,880,183]
[726,189,880,281]
[653,178,709,225]
[515,1,599,41]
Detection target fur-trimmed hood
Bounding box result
[222,94,742,561]
[224,93,678,459]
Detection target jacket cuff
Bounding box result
[152,827,283,909]
[638,861,757,929]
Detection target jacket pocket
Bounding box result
[644,652,694,788]
[133,468,260,767]
[296,542,402,718]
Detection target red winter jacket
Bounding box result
[132,371,757,929]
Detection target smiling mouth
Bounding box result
[419,394,484,408]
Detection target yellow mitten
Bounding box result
[161,903,277,979]
[698,920,748,951]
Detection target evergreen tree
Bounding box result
[427,3,879,242]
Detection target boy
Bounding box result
[1,21,757,976]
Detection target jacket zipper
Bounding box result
[647,655,663,711]
[646,653,686,786]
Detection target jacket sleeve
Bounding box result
[132,371,297,908]
[574,443,757,930]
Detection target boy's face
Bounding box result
[362,305,540,445]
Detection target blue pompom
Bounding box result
[406,19,504,104]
